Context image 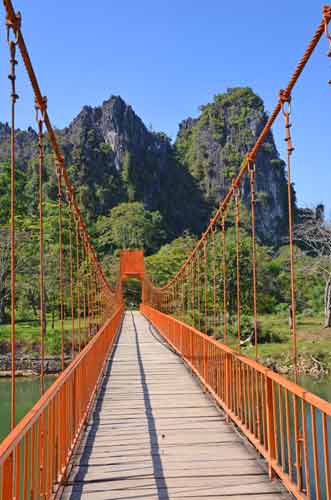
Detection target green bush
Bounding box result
[227,314,285,345]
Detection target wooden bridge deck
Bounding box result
[62,311,290,500]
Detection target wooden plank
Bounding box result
[62,311,291,500]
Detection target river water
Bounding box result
[0,373,329,442]
[0,375,55,443]
[298,375,331,402]
[0,374,330,443]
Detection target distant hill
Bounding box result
[0,88,294,245]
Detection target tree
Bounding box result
[122,152,135,202]
[145,233,198,286]
[294,206,331,328]
[0,226,34,324]
[0,229,10,323]
[96,202,167,256]
[0,162,30,224]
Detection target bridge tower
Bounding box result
[120,249,145,303]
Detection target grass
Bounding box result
[0,315,99,355]
[1,310,330,370]
[242,313,331,371]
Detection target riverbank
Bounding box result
[1,313,330,378]
[242,313,331,377]
[260,353,329,377]
[0,354,72,377]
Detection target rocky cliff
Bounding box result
[56,96,208,237]
[0,89,293,245]
[175,87,290,244]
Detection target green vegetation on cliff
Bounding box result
[175,87,292,245]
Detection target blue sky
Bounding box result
[0,0,330,212]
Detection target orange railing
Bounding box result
[141,305,331,500]
[0,305,124,500]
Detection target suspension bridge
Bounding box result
[1,0,331,498]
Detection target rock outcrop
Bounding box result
[175,87,291,244]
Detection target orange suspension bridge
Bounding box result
[1,0,331,498]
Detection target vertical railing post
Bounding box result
[203,338,208,382]
[180,323,183,354]
[265,375,276,479]
[2,453,13,500]
[225,353,231,423]
[72,371,77,439]
[141,280,145,304]
[202,338,207,382]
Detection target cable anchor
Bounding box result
[279,91,294,155]
[248,160,256,204]
[8,40,19,104]
[6,11,21,45]
[232,179,241,200]
[35,96,47,123]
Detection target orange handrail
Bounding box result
[141,305,331,500]
[0,306,124,499]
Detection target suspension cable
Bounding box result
[57,161,65,371]
[36,97,47,393]
[212,225,217,337]
[66,188,75,358]
[75,218,81,350]
[7,12,20,430]
[197,250,201,331]
[221,211,227,344]
[203,240,207,335]
[191,259,195,327]
[249,160,258,360]
[280,91,297,382]
[86,242,91,338]
[82,238,87,345]
[234,184,241,353]
[324,5,331,83]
